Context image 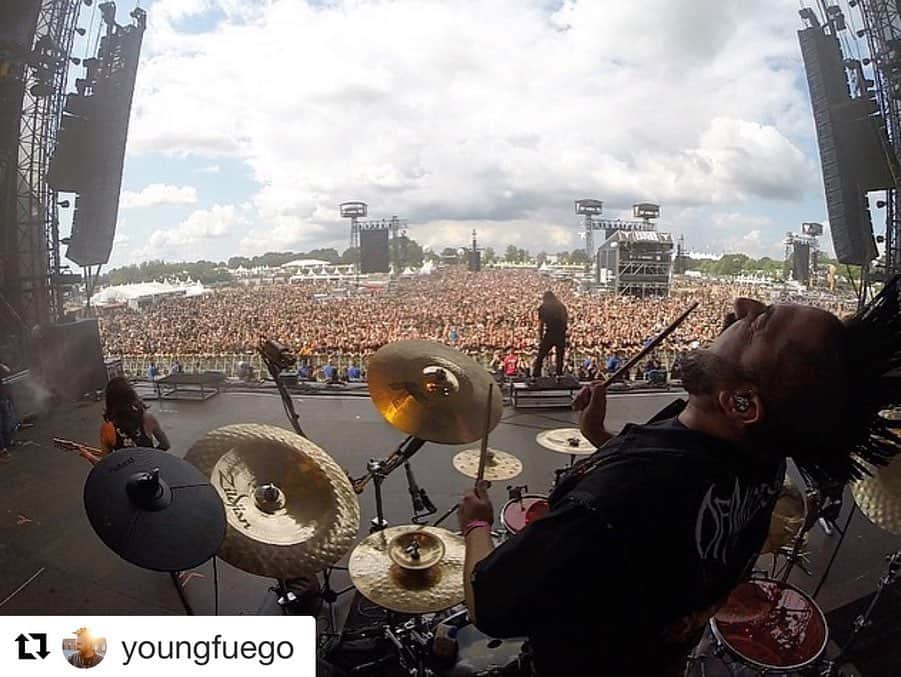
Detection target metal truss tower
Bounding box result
[7,0,80,332]
[859,0,901,277]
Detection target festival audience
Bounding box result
[98,270,856,375]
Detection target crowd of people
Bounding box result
[99,270,857,379]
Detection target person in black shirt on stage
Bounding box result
[460,278,901,676]
[533,291,568,378]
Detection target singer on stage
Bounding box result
[532,291,568,378]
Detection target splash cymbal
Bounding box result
[185,424,361,578]
[348,525,465,614]
[453,448,522,481]
[536,428,595,456]
[367,340,503,444]
[761,479,806,554]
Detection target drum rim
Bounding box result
[708,577,829,672]
[500,494,549,531]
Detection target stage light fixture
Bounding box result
[83,0,93,5]
[877,235,886,243]
[849,0,858,6]
[877,200,887,208]
[70,57,81,65]
[863,58,871,65]
[29,82,51,97]
[857,29,867,38]
[58,200,71,208]
[61,237,71,245]
[76,27,86,36]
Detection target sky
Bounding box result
[63,0,871,268]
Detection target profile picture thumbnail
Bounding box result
[63,627,107,669]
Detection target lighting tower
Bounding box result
[574,199,604,262]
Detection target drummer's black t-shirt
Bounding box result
[471,417,785,677]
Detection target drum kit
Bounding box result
[67,319,901,676]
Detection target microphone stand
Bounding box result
[257,338,306,438]
[405,461,436,524]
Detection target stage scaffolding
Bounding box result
[2,0,80,339]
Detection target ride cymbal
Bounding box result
[453,448,522,481]
[367,340,503,445]
[536,428,595,456]
[185,424,361,578]
[761,479,806,554]
[84,448,226,572]
[853,453,901,536]
[349,525,465,614]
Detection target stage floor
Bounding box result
[1,390,899,672]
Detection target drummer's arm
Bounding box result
[463,527,494,623]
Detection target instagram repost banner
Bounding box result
[0,616,315,675]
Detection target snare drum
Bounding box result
[710,578,828,672]
[500,494,549,535]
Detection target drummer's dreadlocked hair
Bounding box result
[810,275,901,484]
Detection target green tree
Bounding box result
[505,244,519,262]
[483,247,496,264]
[570,249,590,265]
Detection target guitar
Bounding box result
[52,438,104,465]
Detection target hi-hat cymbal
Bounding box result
[761,479,806,554]
[536,428,595,456]
[367,340,503,445]
[84,448,226,572]
[853,452,901,536]
[185,424,361,578]
[349,525,465,614]
[453,448,522,481]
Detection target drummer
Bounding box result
[460,280,901,676]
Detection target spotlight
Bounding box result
[61,237,71,245]
[850,0,858,6]
[877,235,886,243]
[877,200,887,208]
[857,29,867,38]
[863,58,871,65]
[83,0,92,5]
[76,27,86,36]
[70,57,81,65]
[57,200,71,208]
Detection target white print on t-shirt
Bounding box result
[694,477,781,566]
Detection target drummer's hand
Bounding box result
[460,480,494,529]
[577,382,611,448]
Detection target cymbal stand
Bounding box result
[821,550,901,677]
[319,565,355,635]
[385,617,435,677]
[353,436,429,532]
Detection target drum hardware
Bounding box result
[821,550,901,677]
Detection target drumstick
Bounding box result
[475,383,495,486]
[573,301,699,410]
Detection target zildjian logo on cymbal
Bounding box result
[218,469,252,530]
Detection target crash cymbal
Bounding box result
[453,448,522,481]
[853,452,901,536]
[761,479,806,554]
[185,424,361,578]
[367,340,503,445]
[349,525,465,614]
[84,447,226,572]
[536,428,595,456]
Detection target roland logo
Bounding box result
[218,469,252,530]
[111,457,136,472]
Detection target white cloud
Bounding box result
[196,165,221,174]
[120,184,198,209]
[122,0,823,259]
[148,204,246,251]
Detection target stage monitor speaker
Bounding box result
[360,229,390,274]
[799,26,878,265]
[36,319,108,400]
[469,250,481,272]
